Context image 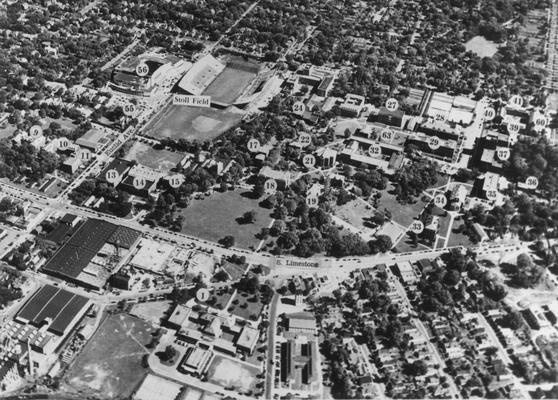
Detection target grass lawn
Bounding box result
[207,355,260,393]
[179,189,273,250]
[227,290,265,321]
[45,117,78,131]
[64,313,155,399]
[376,182,427,227]
[144,104,242,141]
[202,287,235,310]
[131,300,172,325]
[333,199,376,230]
[203,66,257,104]
[447,220,475,247]
[123,141,184,172]
[465,36,499,58]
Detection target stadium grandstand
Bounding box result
[177,54,225,96]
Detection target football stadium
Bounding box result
[41,219,141,290]
[177,54,263,107]
[144,54,267,141]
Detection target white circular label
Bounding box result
[409,221,424,234]
[486,190,498,200]
[136,62,149,77]
[247,138,261,153]
[496,147,510,161]
[385,98,399,112]
[381,129,394,143]
[368,144,382,157]
[306,196,319,208]
[168,174,184,188]
[302,154,316,168]
[264,179,277,194]
[78,148,92,162]
[298,133,312,147]
[428,136,441,150]
[525,176,539,189]
[534,116,547,128]
[507,122,520,134]
[434,113,446,123]
[434,194,447,208]
[123,103,136,116]
[133,176,146,189]
[29,125,43,137]
[293,101,305,115]
[509,95,523,108]
[57,138,70,150]
[105,169,120,184]
[196,288,210,302]
[484,107,496,121]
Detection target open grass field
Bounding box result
[228,290,265,321]
[333,199,376,230]
[447,220,475,247]
[179,189,273,250]
[123,141,184,172]
[465,36,499,58]
[64,313,155,399]
[377,183,428,227]
[203,66,257,105]
[144,104,242,141]
[131,300,172,325]
[207,355,260,393]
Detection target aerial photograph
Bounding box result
[1,0,558,399]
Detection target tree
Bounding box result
[375,235,393,253]
[242,210,257,223]
[220,235,235,248]
[160,345,177,362]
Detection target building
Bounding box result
[259,166,299,190]
[0,285,91,379]
[472,223,489,243]
[118,165,161,198]
[41,219,141,290]
[61,157,81,174]
[449,185,468,211]
[369,107,405,129]
[75,127,110,153]
[315,148,337,168]
[315,75,335,97]
[236,326,259,355]
[422,215,439,244]
[339,94,366,117]
[279,337,320,395]
[128,238,174,274]
[111,53,183,96]
[179,346,214,376]
[394,261,420,285]
[98,158,133,185]
[287,312,316,334]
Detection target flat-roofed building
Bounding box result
[179,346,214,376]
[236,326,259,355]
[279,336,320,395]
[287,312,316,334]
